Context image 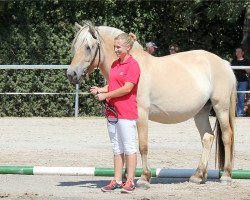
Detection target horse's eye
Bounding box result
[86,46,90,51]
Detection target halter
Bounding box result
[81,29,101,79]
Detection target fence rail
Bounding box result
[0,65,68,69]
[0,65,86,117]
[0,65,249,117]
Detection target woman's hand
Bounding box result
[95,93,108,101]
[90,85,109,101]
[90,86,99,95]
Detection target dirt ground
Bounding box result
[0,117,249,200]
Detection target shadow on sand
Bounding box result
[57,177,219,188]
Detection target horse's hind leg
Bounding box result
[190,104,214,184]
[214,104,234,183]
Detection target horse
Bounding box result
[67,22,236,188]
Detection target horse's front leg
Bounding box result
[136,109,151,189]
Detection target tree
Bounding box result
[0,0,249,116]
[242,6,250,60]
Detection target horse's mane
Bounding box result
[98,26,124,39]
[71,21,143,54]
[98,26,143,49]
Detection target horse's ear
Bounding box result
[75,22,82,31]
[89,26,97,39]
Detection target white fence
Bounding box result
[231,65,250,93]
[0,65,249,117]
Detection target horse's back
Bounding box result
[135,50,236,124]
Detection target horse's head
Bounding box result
[67,22,101,84]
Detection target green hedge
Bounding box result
[0,69,104,117]
[0,0,248,116]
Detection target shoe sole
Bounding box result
[121,190,132,194]
[101,188,121,192]
[120,188,135,194]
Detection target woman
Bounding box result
[90,32,140,193]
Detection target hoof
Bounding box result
[189,175,205,184]
[136,179,151,190]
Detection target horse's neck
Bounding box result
[99,63,110,81]
[99,55,116,81]
[98,33,117,81]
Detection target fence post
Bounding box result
[74,84,79,117]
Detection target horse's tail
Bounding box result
[215,75,236,170]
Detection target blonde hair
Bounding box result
[114,32,137,47]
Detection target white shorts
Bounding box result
[107,118,137,155]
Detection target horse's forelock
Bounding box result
[71,25,97,55]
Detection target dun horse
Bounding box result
[67,22,236,188]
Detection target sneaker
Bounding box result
[101,180,122,192]
[121,178,135,194]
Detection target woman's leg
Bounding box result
[114,154,124,182]
[107,120,124,182]
[117,119,137,180]
[125,153,137,180]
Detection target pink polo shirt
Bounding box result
[106,55,140,119]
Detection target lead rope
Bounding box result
[102,100,118,124]
[83,42,101,76]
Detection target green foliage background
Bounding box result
[0,0,249,116]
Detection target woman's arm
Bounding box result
[96,82,134,101]
[90,85,109,95]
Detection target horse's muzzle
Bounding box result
[67,68,88,85]
[67,69,79,85]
